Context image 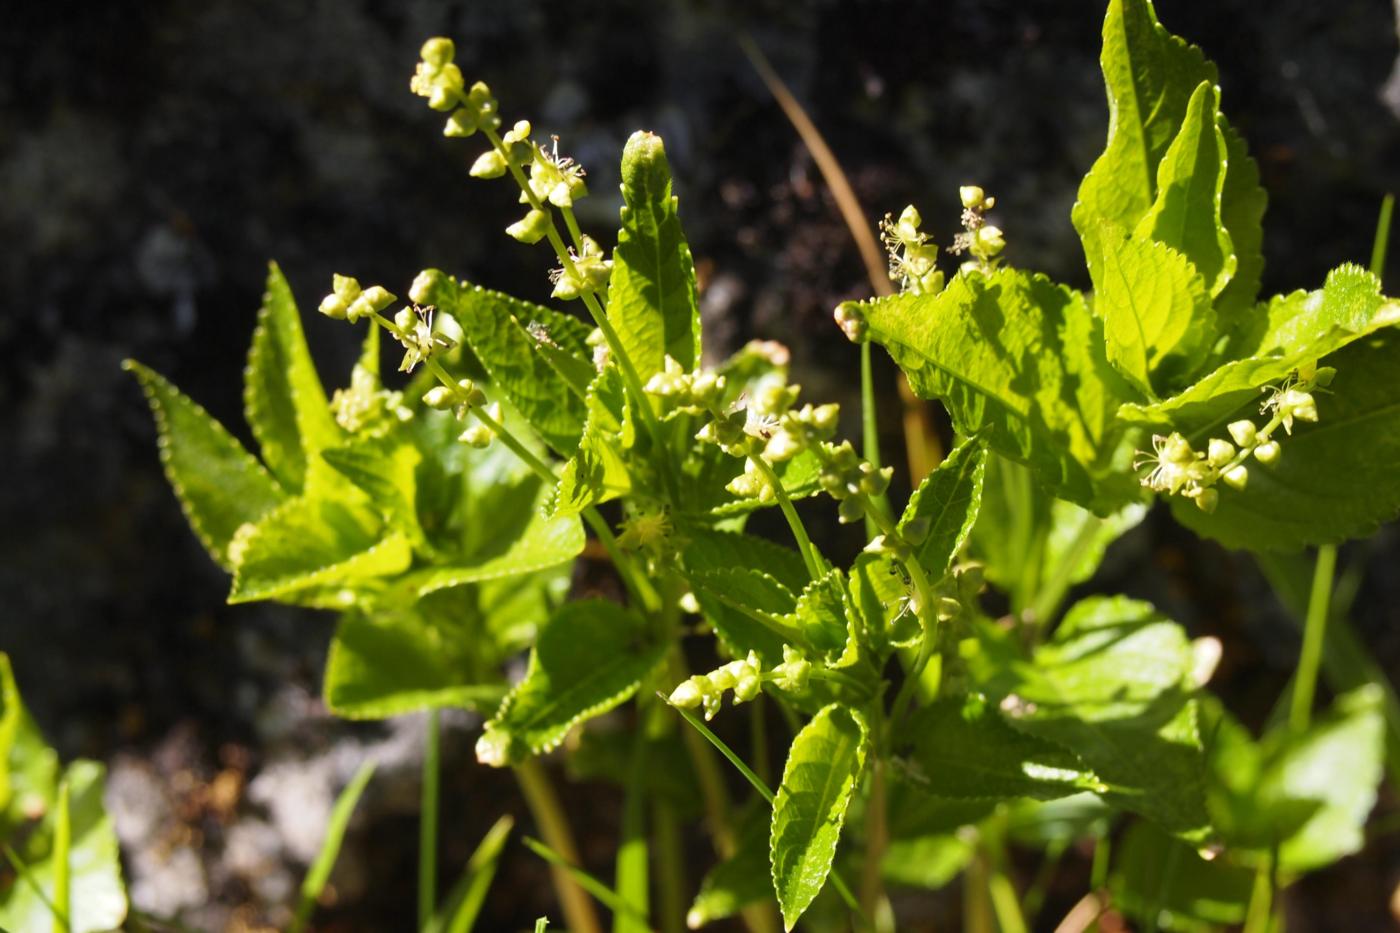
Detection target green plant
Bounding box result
[127,0,1399,929]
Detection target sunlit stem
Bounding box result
[1290,544,1337,733]
[747,453,825,580]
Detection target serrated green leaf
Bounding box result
[228,496,412,605]
[794,569,862,667]
[125,360,287,571]
[1110,822,1252,930]
[688,806,772,927]
[860,269,1135,510]
[848,552,920,652]
[1073,0,1217,276]
[1120,265,1395,436]
[682,528,810,594]
[1173,329,1400,550]
[408,478,584,592]
[1094,229,1212,397]
[432,278,592,456]
[553,366,633,516]
[0,761,127,933]
[1133,81,1236,299]
[899,694,1102,801]
[243,261,343,491]
[769,704,867,931]
[477,600,666,766]
[607,131,701,379]
[897,437,986,579]
[1212,118,1268,330]
[972,595,1210,840]
[687,568,800,664]
[321,436,427,551]
[323,587,524,719]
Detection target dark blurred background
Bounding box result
[3,0,1400,929]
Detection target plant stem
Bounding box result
[418,709,440,928]
[859,752,890,928]
[859,341,890,538]
[747,454,825,579]
[515,759,604,933]
[1291,544,1337,732]
[1370,193,1394,279]
[653,802,685,933]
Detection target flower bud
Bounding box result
[838,496,865,524]
[895,205,922,243]
[936,597,963,622]
[393,307,416,332]
[959,185,986,210]
[1227,420,1257,448]
[422,386,454,410]
[1207,438,1235,467]
[470,149,507,178]
[444,108,478,138]
[503,120,532,145]
[459,423,494,448]
[1193,488,1219,514]
[734,674,761,703]
[668,679,703,708]
[361,286,396,313]
[1281,389,1317,424]
[409,269,445,306]
[506,209,550,244]
[1222,465,1249,490]
[1253,440,1281,465]
[457,379,486,408]
[833,303,868,343]
[974,225,1005,256]
[319,293,349,320]
[1162,433,1195,464]
[420,38,455,69]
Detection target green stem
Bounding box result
[515,759,604,933]
[859,748,890,927]
[747,454,824,579]
[653,802,685,933]
[1291,544,1337,732]
[1370,193,1394,279]
[859,341,889,537]
[418,709,440,928]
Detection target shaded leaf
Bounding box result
[125,360,287,571]
[1110,822,1252,931]
[688,806,772,927]
[899,694,1102,802]
[972,596,1210,840]
[769,704,867,931]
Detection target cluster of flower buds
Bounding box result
[817,441,894,525]
[1137,365,1330,511]
[949,185,1005,273]
[318,275,395,324]
[548,235,612,300]
[880,205,944,296]
[616,509,673,555]
[330,364,407,435]
[667,646,814,720]
[668,651,764,720]
[644,355,727,411]
[833,302,868,343]
[410,38,467,112]
[422,376,498,447]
